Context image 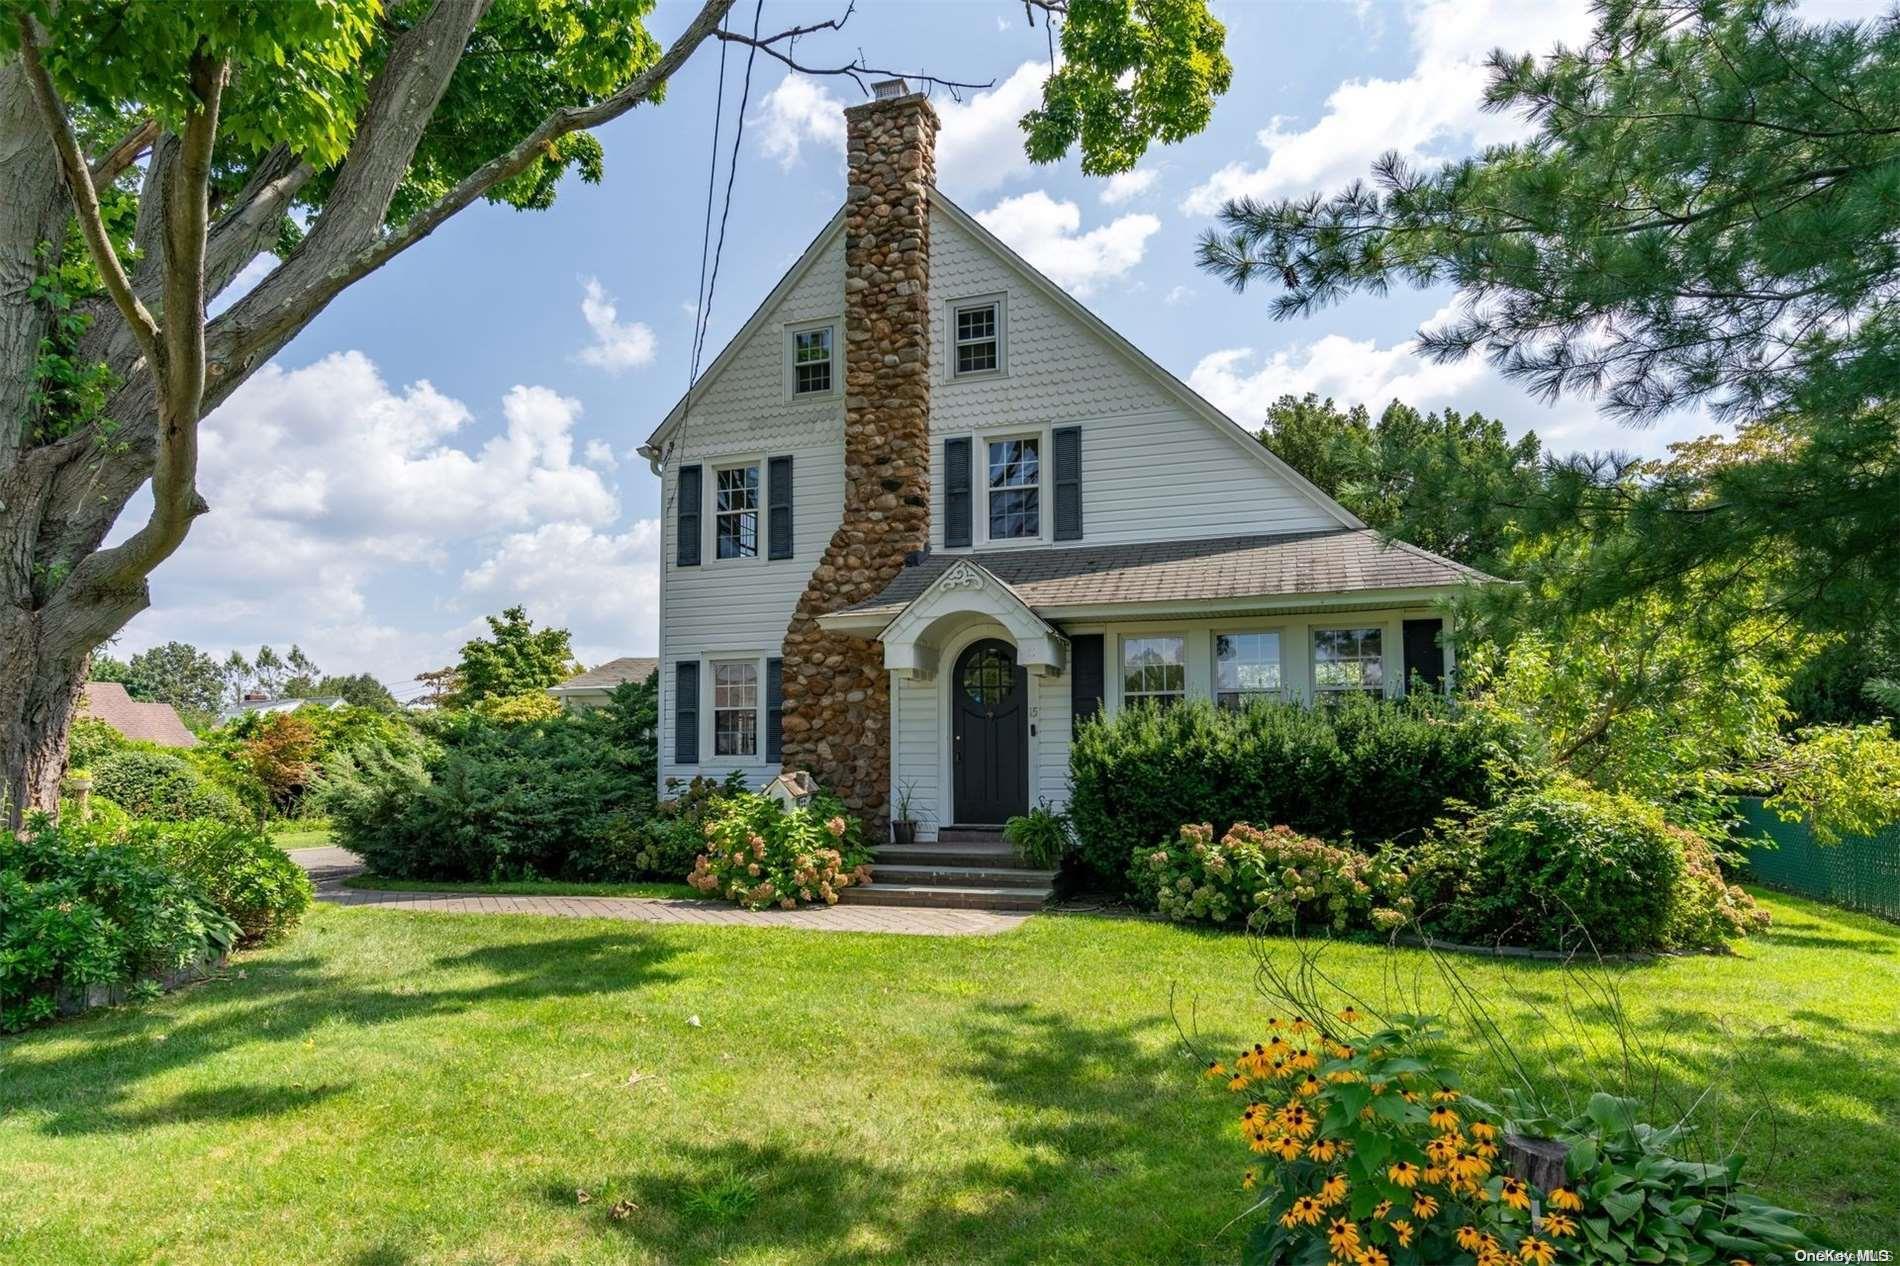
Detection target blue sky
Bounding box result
[110,0,1873,700]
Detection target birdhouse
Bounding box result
[763,770,817,811]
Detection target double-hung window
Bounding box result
[954,300,1001,376]
[1122,635,1186,708]
[1216,632,1283,709]
[987,436,1039,540]
[791,325,833,395]
[1312,628,1385,698]
[712,661,759,757]
[715,464,759,559]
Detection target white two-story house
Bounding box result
[638,80,1482,857]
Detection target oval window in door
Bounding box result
[961,644,1015,712]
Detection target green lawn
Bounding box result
[270,826,335,850]
[344,874,701,901]
[1,891,1892,1265]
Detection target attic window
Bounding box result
[791,325,833,395]
[953,299,1002,376]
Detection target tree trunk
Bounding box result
[0,606,86,829]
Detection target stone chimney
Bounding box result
[778,83,938,822]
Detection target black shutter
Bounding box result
[767,456,793,560]
[1402,619,1447,694]
[765,657,783,762]
[944,436,972,548]
[676,464,702,567]
[1070,634,1105,724]
[1053,425,1083,541]
[674,661,699,764]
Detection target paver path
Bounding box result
[290,847,1030,937]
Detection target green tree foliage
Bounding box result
[1198,0,1900,636]
[1021,0,1232,175]
[453,607,577,706]
[1258,393,1542,569]
[119,641,227,720]
[293,672,399,713]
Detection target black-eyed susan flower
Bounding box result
[1204,1060,1225,1078]
[1387,1161,1421,1188]
[1541,1212,1577,1238]
[1297,1073,1324,1097]
[1282,1195,1324,1227]
[1308,1138,1340,1163]
[1519,1235,1557,1266]
[1273,1136,1304,1162]
[1411,1192,1439,1220]
[1391,1217,1415,1247]
[1337,1006,1362,1022]
[1432,1089,1462,1102]
[1241,1169,1257,1191]
[1326,1217,1359,1256]
[1401,1088,1422,1103]
[1453,1153,1492,1182]
[1547,1186,1582,1212]
[1456,1225,1487,1253]
[1468,1120,1497,1142]
[1358,1247,1390,1266]
[1278,1103,1317,1138]
[1319,1173,1349,1206]
[1227,1072,1251,1092]
[1498,1176,1532,1211]
[1290,1017,1313,1034]
[1429,1106,1461,1132]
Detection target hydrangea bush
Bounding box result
[1138,823,1413,932]
[688,792,873,910]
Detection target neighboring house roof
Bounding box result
[634,191,1359,534]
[821,529,1490,627]
[550,656,660,695]
[78,682,199,748]
[217,696,346,724]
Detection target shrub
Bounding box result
[688,791,872,910]
[1405,780,1763,953]
[68,715,125,768]
[1668,828,1772,948]
[323,679,659,882]
[1003,801,1074,869]
[1068,695,1520,893]
[126,819,314,944]
[1210,1008,1820,1266]
[93,748,248,825]
[1137,822,1413,931]
[474,690,565,725]
[573,773,749,882]
[0,816,237,1031]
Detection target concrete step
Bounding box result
[875,842,1023,868]
[936,825,1007,843]
[871,863,1056,889]
[842,882,1048,911]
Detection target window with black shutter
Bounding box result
[1053,425,1082,541]
[1070,634,1105,723]
[944,436,973,548]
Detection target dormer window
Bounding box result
[951,296,1005,378]
[792,325,832,394]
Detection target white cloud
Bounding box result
[936,61,1051,194]
[583,438,619,471]
[1185,305,1721,459]
[461,519,662,649]
[754,74,847,170]
[1181,0,1595,215]
[1165,284,1196,306]
[118,351,636,682]
[975,191,1159,295]
[575,276,657,373]
[1100,168,1158,205]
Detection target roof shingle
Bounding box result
[838,529,1488,620]
[553,657,660,692]
[77,682,200,748]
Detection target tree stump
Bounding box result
[1504,1133,1570,1195]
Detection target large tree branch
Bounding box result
[217,0,735,367]
[89,116,158,185]
[16,14,161,369]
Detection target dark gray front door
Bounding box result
[952,639,1028,825]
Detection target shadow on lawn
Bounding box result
[0,929,682,1136]
[555,1001,1236,1265]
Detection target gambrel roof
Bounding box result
[636,191,1362,535]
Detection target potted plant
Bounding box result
[890,780,925,845]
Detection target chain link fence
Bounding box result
[1736,797,1900,923]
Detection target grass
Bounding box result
[343,874,701,901]
[1,890,1893,1264]
[269,826,335,851]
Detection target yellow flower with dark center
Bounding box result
[1411,1193,1439,1220]
[1298,1073,1324,1097]
[1205,1060,1225,1078]
[1267,1035,1291,1056]
[1453,1154,1491,1182]
[1241,1169,1257,1191]
[1279,1104,1316,1137]
[1358,1248,1390,1266]
[1498,1177,1532,1211]
[1423,1166,1447,1185]
[1267,1016,1285,1031]
[1391,1218,1415,1247]
[1469,1120,1497,1141]
[1227,1073,1251,1092]
[1338,1006,1362,1022]
[1541,1213,1577,1238]
[1274,1136,1304,1162]
[1432,1089,1461,1102]
[1269,1056,1291,1079]
[1547,1187,1582,1212]
[1519,1235,1557,1266]
[1425,1136,1460,1164]
[1291,1017,1313,1034]
[1320,1173,1349,1206]
[1387,1161,1421,1188]
[1309,1139,1340,1163]
[1429,1106,1460,1131]
[1456,1226,1486,1252]
[1326,1217,1360,1256]
[1401,1089,1421,1103]
[1475,1142,1499,1160]
[1292,1049,1320,1071]
[1249,1133,1275,1154]
[1282,1195,1324,1227]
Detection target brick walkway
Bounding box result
[290,847,1030,937]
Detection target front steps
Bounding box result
[844,826,1054,911]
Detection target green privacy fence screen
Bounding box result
[1736,798,1900,923]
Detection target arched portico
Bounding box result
[878,559,1067,682]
